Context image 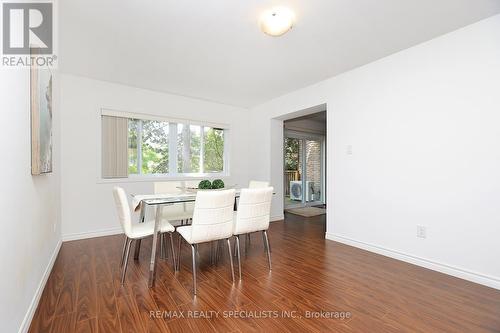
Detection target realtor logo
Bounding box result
[1,1,56,67]
[2,2,52,54]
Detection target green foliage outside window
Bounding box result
[128,119,224,175]
[285,137,300,170]
[141,120,169,174]
[204,128,224,172]
[128,120,139,174]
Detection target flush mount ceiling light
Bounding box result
[259,6,295,37]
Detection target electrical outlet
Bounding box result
[417,225,426,239]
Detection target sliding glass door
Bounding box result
[284,131,325,208]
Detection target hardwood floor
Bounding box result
[29,214,500,332]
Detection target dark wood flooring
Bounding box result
[29,213,500,332]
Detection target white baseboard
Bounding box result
[326,233,500,290]
[63,217,284,242]
[62,227,123,242]
[271,214,284,222]
[19,239,62,333]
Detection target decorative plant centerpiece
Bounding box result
[198,180,212,189]
[196,179,225,191]
[211,179,225,189]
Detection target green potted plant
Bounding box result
[198,180,212,190]
[211,179,225,189]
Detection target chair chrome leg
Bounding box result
[177,234,182,271]
[260,231,272,253]
[263,230,272,271]
[121,238,133,285]
[163,233,169,259]
[120,236,128,267]
[268,236,272,253]
[191,244,197,295]
[215,240,221,265]
[159,233,166,259]
[226,238,235,283]
[133,238,141,260]
[233,239,237,257]
[261,232,266,253]
[236,235,242,280]
[163,234,168,259]
[169,233,176,271]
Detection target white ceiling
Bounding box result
[59,0,500,107]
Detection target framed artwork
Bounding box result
[30,52,53,175]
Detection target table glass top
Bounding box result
[132,189,242,206]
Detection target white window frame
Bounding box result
[98,109,230,183]
[128,120,228,179]
[125,124,229,184]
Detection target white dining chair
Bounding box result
[248,180,270,188]
[176,189,236,295]
[112,186,176,284]
[233,187,273,279]
[238,181,270,250]
[154,181,194,224]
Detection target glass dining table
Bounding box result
[131,190,242,287]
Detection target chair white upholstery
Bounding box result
[177,189,236,294]
[154,181,194,222]
[112,187,176,284]
[130,220,175,238]
[183,181,200,218]
[248,180,270,188]
[233,187,273,235]
[178,189,235,244]
[113,187,175,238]
[232,187,273,279]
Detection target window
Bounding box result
[128,119,139,174]
[128,119,169,175]
[177,124,201,173]
[203,127,224,173]
[122,117,227,178]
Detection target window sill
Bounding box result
[97,172,230,184]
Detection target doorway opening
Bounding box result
[283,111,326,210]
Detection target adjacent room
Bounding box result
[1,1,500,332]
[283,110,326,215]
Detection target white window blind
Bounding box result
[102,116,128,178]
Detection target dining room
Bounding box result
[2,1,500,333]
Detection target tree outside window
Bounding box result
[129,119,225,175]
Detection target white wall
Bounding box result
[250,15,500,289]
[0,69,61,332]
[59,74,253,239]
